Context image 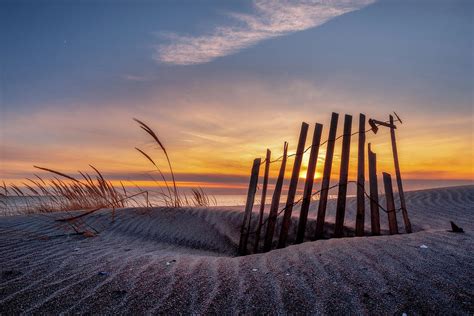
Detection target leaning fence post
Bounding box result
[315,112,339,239]
[263,142,288,252]
[355,113,366,236]
[383,172,399,235]
[238,158,261,255]
[334,114,352,238]
[278,122,309,248]
[296,123,323,244]
[368,143,381,235]
[253,149,271,253]
[389,115,412,233]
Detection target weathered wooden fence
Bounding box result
[238,112,412,255]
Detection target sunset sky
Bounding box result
[1,0,473,194]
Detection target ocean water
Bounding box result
[213,179,473,206]
[1,179,471,215]
[212,194,341,207]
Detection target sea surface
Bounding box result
[1,179,471,216]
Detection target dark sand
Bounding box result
[0,186,473,314]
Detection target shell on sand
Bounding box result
[0,186,473,314]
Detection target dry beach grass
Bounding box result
[0,119,216,217]
[0,185,472,314]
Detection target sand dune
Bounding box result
[1,186,473,314]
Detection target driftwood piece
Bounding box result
[450,221,464,233]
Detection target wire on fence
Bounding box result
[260,118,400,166]
[245,117,402,237]
[246,179,402,237]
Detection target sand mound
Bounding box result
[0,186,473,314]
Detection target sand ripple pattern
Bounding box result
[0,186,473,314]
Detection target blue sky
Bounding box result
[2,0,472,112]
[1,0,473,192]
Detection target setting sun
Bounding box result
[299,170,323,180]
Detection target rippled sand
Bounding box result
[0,186,473,314]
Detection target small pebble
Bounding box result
[252,268,258,272]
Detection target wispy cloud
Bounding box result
[155,0,375,65]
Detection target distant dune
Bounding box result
[0,186,473,314]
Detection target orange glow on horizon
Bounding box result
[1,99,472,191]
[108,180,248,190]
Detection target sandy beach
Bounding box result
[2,0,473,314]
[0,185,473,314]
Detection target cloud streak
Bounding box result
[155,0,375,65]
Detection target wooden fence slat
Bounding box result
[389,115,412,233]
[253,149,271,253]
[238,158,261,255]
[355,113,366,236]
[263,142,288,252]
[296,123,323,244]
[368,143,381,235]
[315,112,339,239]
[277,122,309,248]
[383,172,399,235]
[334,114,352,238]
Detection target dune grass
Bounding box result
[133,118,217,208]
[0,165,131,215]
[0,119,216,216]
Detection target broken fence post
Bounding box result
[238,158,261,255]
[315,112,339,239]
[334,114,352,238]
[296,123,323,244]
[355,113,366,237]
[383,172,399,235]
[263,142,288,252]
[253,149,271,253]
[368,143,381,235]
[278,122,309,248]
[389,115,412,233]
